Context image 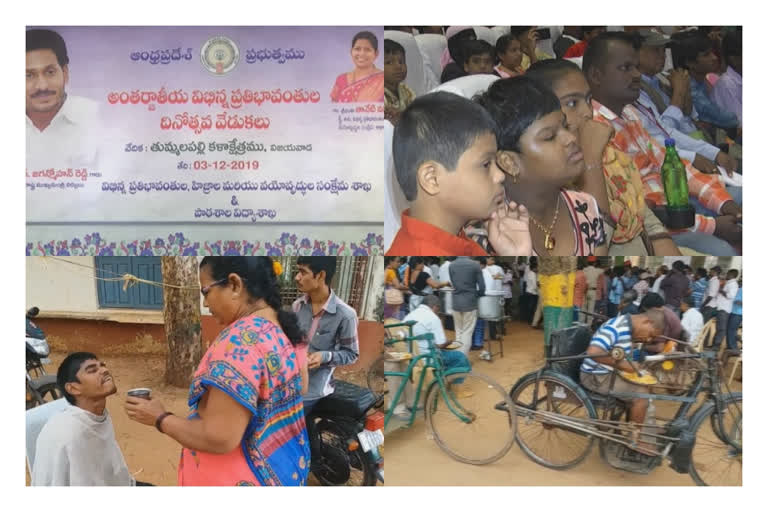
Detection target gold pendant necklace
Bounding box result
[530,195,561,254]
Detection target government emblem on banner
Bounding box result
[200,36,239,75]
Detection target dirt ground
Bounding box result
[27,352,375,486]
[384,318,742,486]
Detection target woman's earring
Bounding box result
[511,172,519,184]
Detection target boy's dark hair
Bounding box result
[463,39,494,64]
[475,76,561,153]
[495,34,516,58]
[476,256,488,265]
[296,256,337,285]
[408,256,425,269]
[352,31,379,52]
[509,26,534,39]
[682,295,695,307]
[670,32,714,69]
[384,39,406,57]
[696,267,708,279]
[727,269,739,279]
[640,292,665,312]
[672,260,686,272]
[58,352,98,405]
[525,58,583,89]
[393,91,497,201]
[26,29,69,67]
[711,265,722,275]
[722,29,742,62]
[583,31,640,76]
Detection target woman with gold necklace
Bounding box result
[476,76,608,256]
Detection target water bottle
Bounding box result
[660,138,695,229]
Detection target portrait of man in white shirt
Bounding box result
[26,29,102,172]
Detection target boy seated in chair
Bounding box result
[579,310,665,455]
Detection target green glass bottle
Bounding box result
[661,138,690,208]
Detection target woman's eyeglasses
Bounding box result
[200,278,228,297]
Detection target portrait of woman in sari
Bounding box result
[124,257,310,486]
[330,31,385,103]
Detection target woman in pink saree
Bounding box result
[331,31,385,103]
[125,257,310,486]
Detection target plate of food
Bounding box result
[444,341,463,350]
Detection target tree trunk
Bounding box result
[161,256,203,387]
[538,257,577,355]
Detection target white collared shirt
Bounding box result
[715,279,739,313]
[706,276,721,302]
[439,261,452,286]
[483,265,504,295]
[681,308,704,343]
[26,95,103,171]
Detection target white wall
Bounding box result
[26,256,100,313]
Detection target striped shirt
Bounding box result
[580,314,633,375]
[592,100,734,235]
[691,278,708,308]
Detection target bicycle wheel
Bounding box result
[312,418,376,486]
[511,371,597,470]
[688,393,742,486]
[424,372,515,465]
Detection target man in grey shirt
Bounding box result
[449,256,485,358]
[292,257,360,414]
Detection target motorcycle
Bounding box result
[307,379,385,486]
[26,307,61,409]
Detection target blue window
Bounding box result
[95,257,163,310]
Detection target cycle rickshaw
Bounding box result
[500,323,742,486]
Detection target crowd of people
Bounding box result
[30,257,361,486]
[384,254,742,457]
[575,258,742,354]
[384,26,742,257]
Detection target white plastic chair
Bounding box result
[429,73,500,100]
[491,26,511,41]
[384,121,408,253]
[26,398,69,475]
[473,26,498,45]
[565,57,583,69]
[414,33,447,92]
[384,30,428,97]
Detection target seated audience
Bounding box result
[712,29,742,124]
[386,92,532,256]
[526,58,680,255]
[475,76,608,255]
[441,27,477,83]
[384,39,415,125]
[462,39,496,76]
[494,34,525,78]
[584,32,741,255]
[671,31,740,133]
[634,30,740,176]
[563,26,606,58]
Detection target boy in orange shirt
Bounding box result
[386,91,531,256]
